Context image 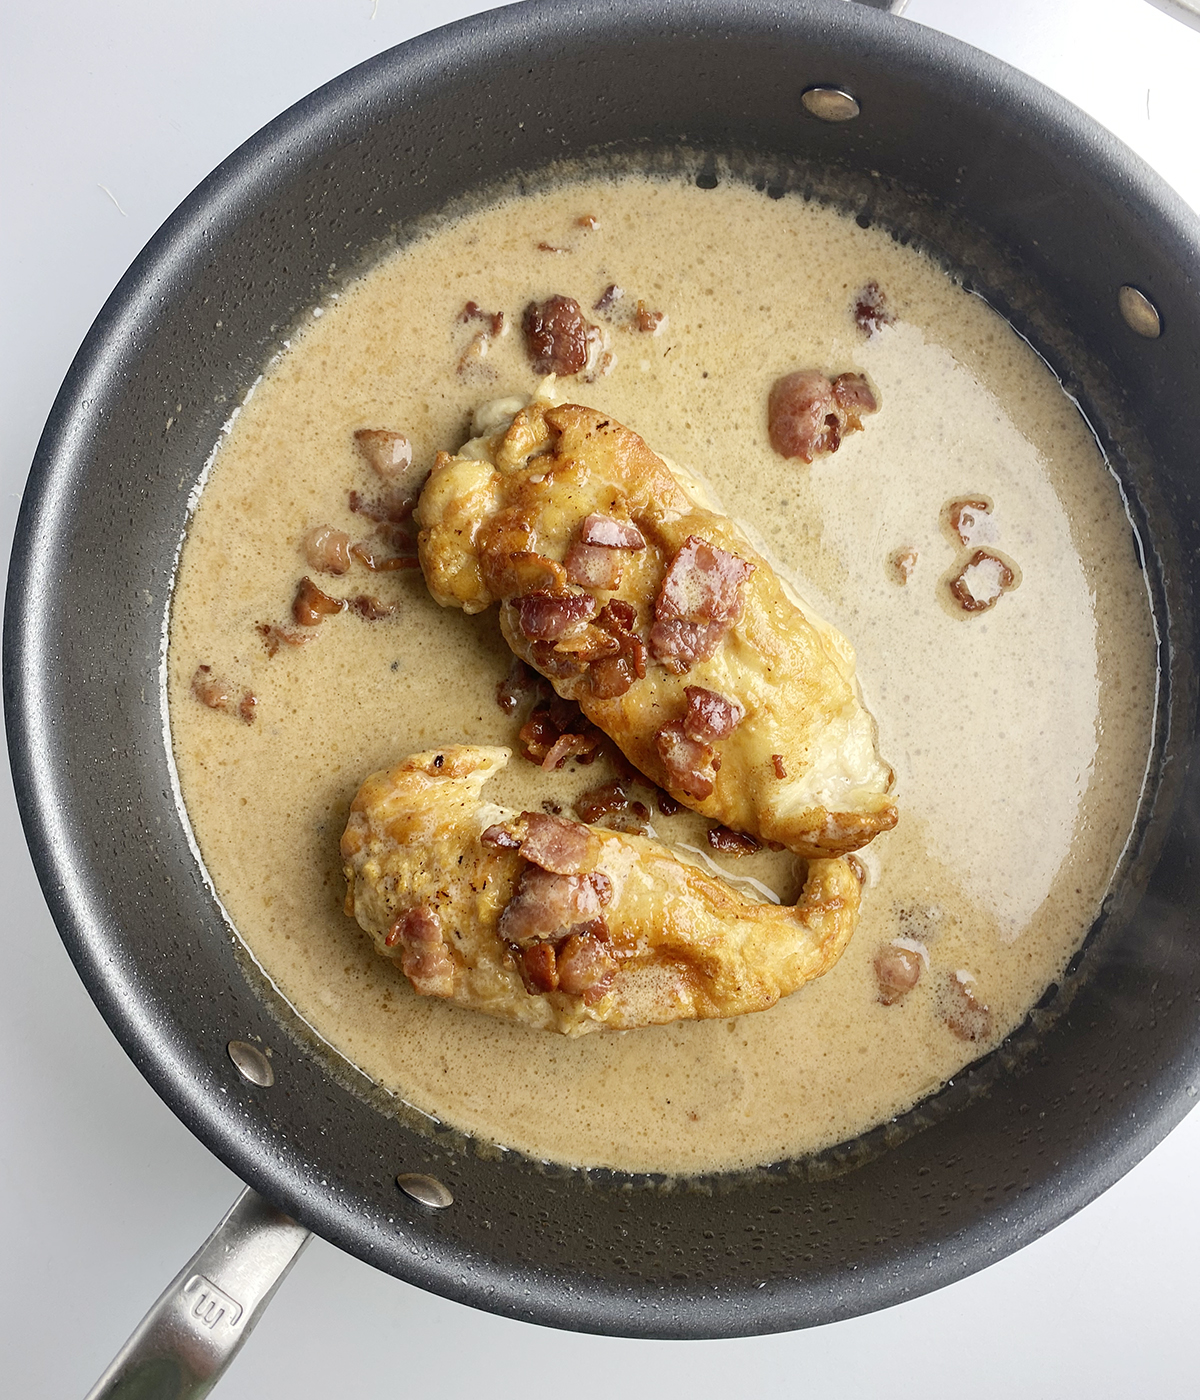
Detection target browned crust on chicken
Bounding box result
[415,401,896,857]
[341,747,861,1036]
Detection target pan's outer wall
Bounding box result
[6,0,1200,1339]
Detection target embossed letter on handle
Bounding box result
[84,1187,311,1400]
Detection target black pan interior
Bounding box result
[6,0,1200,1338]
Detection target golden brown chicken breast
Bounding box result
[341,746,861,1036]
[415,400,896,857]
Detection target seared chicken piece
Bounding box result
[415,400,896,857]
[341,747,861,1036]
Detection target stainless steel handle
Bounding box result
[84,1188,311,1400]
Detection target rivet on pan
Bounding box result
[1118,285,1162,339]
[801,87,861,122]
[396,1173,454,1209]
[227,1040,274,1087]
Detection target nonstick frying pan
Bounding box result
[6,0,1200,1391]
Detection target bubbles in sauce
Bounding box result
[166,174,1156,1175]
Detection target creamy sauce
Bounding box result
[166,175,1157,1175]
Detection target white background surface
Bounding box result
[4,1,1199,1395]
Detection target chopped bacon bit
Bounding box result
[519,941,560,994]
[481,824,521,849]
[498,864,610,947]
[949,549,1017,613]
[386,905,455,997]
[574,780,630,823]
[348,594,396,620]
[767,369,878,463]
[853,281,893,336]
[650,537,753,670]
[944,971,993,1041]
[587,598,648,699]
[631,299,665,333]
[495,657,548,714]
[593,283,624,315]
[587,654,635,699]
[536,241,569,254]
[655,720,720,800]
[657,789,682,817]
[564,541,624,591]
[875,943,923,1005]
[556,926,617,999]
[191,664,230,712]
[349,540,420,571]
[519,701,604,768]
[348,488,415,525]
[302,525,352,575]
[517,811,597,874]
[459,301,505,336]
[256,621,314,656]
[946,498,998,548]
[487,549,565,599]
[599,598,638,633]
[889,547,918,584]
[772,753,788,779]
[542,731,601,771]
[576,214,600,230]
[353,429,413,480]
[579,514,646,549]
[292,576,347,626]
[515,591,598,641]
[684,686,745,742]
[707,826,759,856]
[191,665,260,725]
[522,295,596,376]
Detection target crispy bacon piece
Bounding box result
[515,591,598,641]
[292,576,346,626]
[944,971,993,1041]
[946,498,999,548]
[655,720,720,800]
[853,281,893,336]
[519,700,605,769]
[522,296,595,376]
[354,429,414,480]
[516,811,597,874]
[949,549,1017,613]
[481,824,521,849]
[348,594,396,620]
[576,214,600,230]
[684,686,745,743]
[349,488,414,525]
[593,284,623,316]
[191,665,258,725]
[497,864,612,947]
[519,941,560,993]
[889,547,918,584]
[657,789,682,817]
[772,754,787,779]
[875,943,923,1005]
[256,621,314,657]
[649,536,753,670]
[349,540,421,572]
[579,513,646,549]
[707,826,759,856]
[302,525,352,575]
[564,541,624,590]
[574,780,631,823]
[767,369,878,463]
[385,905,455,997]
[631,300,665,333]
[459,301,505,336]
[556,925,617,1000]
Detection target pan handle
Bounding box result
[83,1187,311,1400]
